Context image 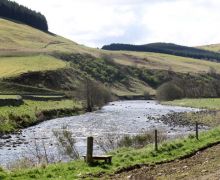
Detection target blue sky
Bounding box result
[13,0,220,48]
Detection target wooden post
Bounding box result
[155,129,158,151]
[196,122,199,140]
[86,136,93,164]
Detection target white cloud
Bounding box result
[11,0,220,47]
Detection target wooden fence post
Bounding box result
[86,136,93,164]
[155,129,158,151]
[196,122,199,140]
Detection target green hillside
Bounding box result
[0,18,97,55]
[0,55,67,78]
[198,44,220,53]
[102,43,220,62]
[1,18,220,97]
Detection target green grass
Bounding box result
[0,95,21,99]
[163,98,220,110]
[1,127,220,179]
[112,51,220,74]
[0,18,98,55]
[0,99,82,133]
[0,82,60,95]
[198,44,220,52]
[0,55,68,78]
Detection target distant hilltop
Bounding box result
[102,43,220,62]
[0,0,48,31]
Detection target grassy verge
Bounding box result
[163,98,220,110]
[1,127,220,179]
[0,99,82,133]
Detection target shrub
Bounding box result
[53,126,79,160]
[95,130,167,152]
[143,91,150,100]
[156,82,183,101]
[118,131,167,148]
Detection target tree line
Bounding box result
[0,0,48,31]
[102,43,220,62]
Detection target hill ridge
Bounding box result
[102,42,220,62]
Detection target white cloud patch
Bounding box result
[12,0,220,47]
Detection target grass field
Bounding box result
[0,55,68,78]
[0,99,82,133]
[0,95,21,99]
[0,18,98,56]
[1,127,220,179]
[163,98,220,110]
[198,44,220,52]
[110,51,220,74]
[0,82,59,94]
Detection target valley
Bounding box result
[1,1,220,178]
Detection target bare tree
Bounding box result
[82,78,112,112]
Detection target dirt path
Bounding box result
[105,144,220,180]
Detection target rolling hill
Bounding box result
[198,44,220,53]
[102,43,220,62]
[1,18,220,97]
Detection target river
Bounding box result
[0,100,199,168]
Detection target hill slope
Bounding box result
[1,18,220,74]
[102,43,220,62]
[1,18,220,97]
[0,18,95,55]
[198,44,220,53]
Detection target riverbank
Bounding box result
[163,98,220,110]
[0,99,83,135]
[162,98,220,127]
[0,100,197,168]
[0,100,217,179]
[1,126,220,179]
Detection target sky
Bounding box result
[12,0,220,48]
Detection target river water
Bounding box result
[0,100,199,167]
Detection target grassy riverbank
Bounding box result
[0,99,82,134]
[1,126,220,179]
[162,98,220,127]
[163,98,220,110]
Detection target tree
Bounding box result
[81,79,112,112]
[156,82,183,101]
[0,0,48,31]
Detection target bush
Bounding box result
[95,130,167,152]
[156,82,183,101]
[118,131,167,148]
[143,91,150,100]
